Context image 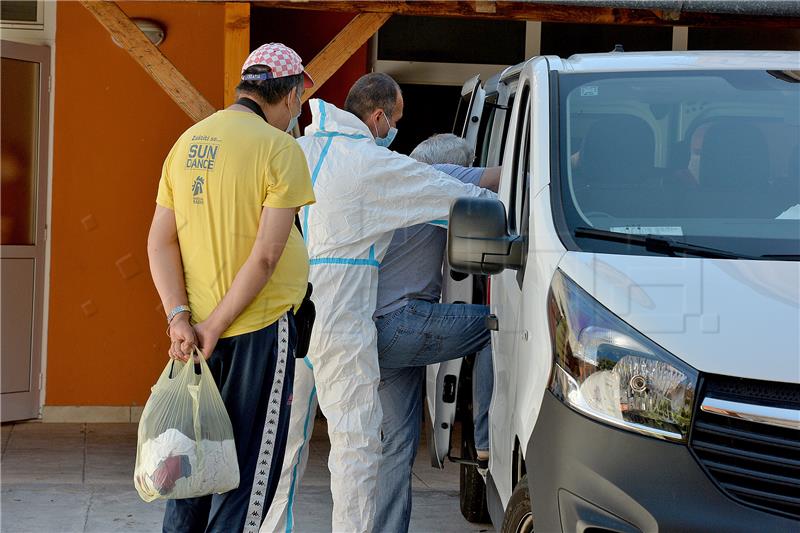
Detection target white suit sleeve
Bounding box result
[356,148,496,239]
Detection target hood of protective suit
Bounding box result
[303,98,375,140]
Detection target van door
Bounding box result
[488,81,531,500]
[424,74,486,468]
[452,75,486,150]
[424,74,517,468]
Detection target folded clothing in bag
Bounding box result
[136,428,238,500]
[134,351,239,502]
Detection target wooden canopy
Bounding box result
[261,1,800,29]
[81,0,799,123]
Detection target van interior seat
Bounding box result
[572,114,662,218]
[693,121,779,218]
[699,121,771,190]
[575,114,655,188]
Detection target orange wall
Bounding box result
[48,3,369,407]
[47,2,225,405]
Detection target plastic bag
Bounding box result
[134,349,239,502]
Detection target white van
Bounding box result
[426,51,800,532]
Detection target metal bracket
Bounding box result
[485,101,510,111]
[448,454,488,469]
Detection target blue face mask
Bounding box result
[286,91,301,133]
[375,112,397,148]
[286,113,299,134]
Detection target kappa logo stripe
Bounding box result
[242,314,290,533]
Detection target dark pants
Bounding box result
[163,314,296,533]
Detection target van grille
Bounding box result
[690,375,800,520]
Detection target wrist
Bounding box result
[172,312,191,326]
[206,314,228,336]
[166,304,191,325]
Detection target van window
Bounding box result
[509,85,530,233]
[515,110,531,233]
[498,94,515,166]
[475,94,498,166]
[517,103,532,287]
[555,70,800,259]
[453,88,472,138]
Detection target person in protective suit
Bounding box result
[261,73,496,532]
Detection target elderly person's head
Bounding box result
[410,133,475,167]
[345,73,403,146]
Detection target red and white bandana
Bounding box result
[241,43,314,88]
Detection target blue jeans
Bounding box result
[374,299,493,533]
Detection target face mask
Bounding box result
[375,112,397,148]
[286,91,301,133]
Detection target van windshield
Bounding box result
[557,70,800,259]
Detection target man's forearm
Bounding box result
[203,256,278,335]
[148,240,189,317]
[478,166,502,193]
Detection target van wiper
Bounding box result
[574,227,751,259]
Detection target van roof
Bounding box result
[552,50,800,73]
[484,50,799,93]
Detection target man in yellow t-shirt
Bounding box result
[146,43,315,532]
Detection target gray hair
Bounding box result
[410,133,475,167]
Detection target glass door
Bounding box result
[1,40,50,421]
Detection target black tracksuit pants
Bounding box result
[163,314,296,533]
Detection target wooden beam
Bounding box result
[301,12,392,103]
[80,0,216,122]
[256,1,800,29]
[475,1,497,15]
[224,2,250,107]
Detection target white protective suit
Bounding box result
[261,99,495,533]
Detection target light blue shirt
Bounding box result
[374,164,484,318]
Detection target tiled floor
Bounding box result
[1,419,493,532]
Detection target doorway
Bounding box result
[1,40,50,421]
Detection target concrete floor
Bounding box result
[1,419,493,533]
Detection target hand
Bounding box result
[167,313,196,361]
[193,320,222,361]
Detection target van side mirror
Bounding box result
[447,198,524,275]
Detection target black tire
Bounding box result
[500,475,533,533]
[458,356,491,524]
[459,450,490,523]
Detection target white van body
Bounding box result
[429,51,800,531]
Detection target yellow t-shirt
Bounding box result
[156,110,315,338]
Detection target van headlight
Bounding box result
[547,270,697,442]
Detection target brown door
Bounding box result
[1,40,50,421]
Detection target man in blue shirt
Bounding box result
[374,133,500,532]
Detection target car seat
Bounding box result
[695,121,774,217]
[572,114,658,218]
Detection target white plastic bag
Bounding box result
[134,349,239,502]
